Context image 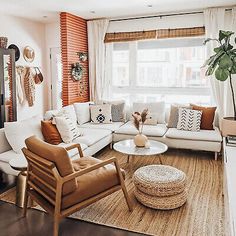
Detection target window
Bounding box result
[111,37,211,106]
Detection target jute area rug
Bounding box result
[0,147,224,236]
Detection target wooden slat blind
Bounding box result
[156,27,205,39]
[104,30,156,43]
[104,27,205,43]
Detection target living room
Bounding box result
[0,0,236,235]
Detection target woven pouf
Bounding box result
[133,165,187,209]
[134,188,188,210]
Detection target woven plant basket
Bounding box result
[0,37,8,49]
[133,165,187,197]
[134,187,187,210]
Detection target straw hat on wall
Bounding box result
[23,46,35,63]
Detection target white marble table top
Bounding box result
[113,139,168,156]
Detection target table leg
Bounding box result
[159,154,163,165]
[129,155,134,173]
[15,171,27,208]
[127,155,130,163]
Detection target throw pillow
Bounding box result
[133,102,165,124]
[90,104,112,124]
[41,120,62,145]
[177,108,202,132]
[54,112,80,143]
[144,113,158,125]
[61,105,77,126]
[167,104,192,128]
[4,115,44,153]
[101,100,126,122]
[191,104,216,130]
[73,101,94,125]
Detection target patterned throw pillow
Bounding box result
[90,104,112,124]
[167,104,192,128]
[177,108,202,132]
[53,111,80,143]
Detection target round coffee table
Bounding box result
[9,157,28,208]
[113,139,168,168]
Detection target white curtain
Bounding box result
[204,8,236,118]
[87,19,109,102]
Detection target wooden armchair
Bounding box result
[22,136,133,236]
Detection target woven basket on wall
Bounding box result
[0,37,8,49]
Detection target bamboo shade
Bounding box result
[104,30,156,43]
[104,27,205,43]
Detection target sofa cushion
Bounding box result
[90,104,112,124]
[191,104,217,130]
[133,102,165,124]
[54,113,81,143]
[74,102,93,125]
[61,105,77,126]
[4,115,44,154]
[62,156,125,209]
[41,120,62,145]
[73,128,112,147]
[79,122,124,132]
[165,127,222,142]
[177,108,202,132]
[115,121,167,137]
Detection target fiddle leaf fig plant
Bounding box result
[203,30,236,119]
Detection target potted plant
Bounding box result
[203,30,236,136]
[132,109,148,147]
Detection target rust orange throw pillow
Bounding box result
[191,104,216,130]
[41,120,62,145]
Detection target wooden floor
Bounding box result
[0,201,144,236]
[0,172,144,236]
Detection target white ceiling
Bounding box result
[0,0,234,23]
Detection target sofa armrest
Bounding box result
[0,128,12,153]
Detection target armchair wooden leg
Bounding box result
[121,185,133,211]
[53,217,60,236]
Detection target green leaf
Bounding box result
[215,67,229,81]
[205,65,217,76]
[219,54,233,69]
[219,30,234,41]
[202,55,215,67]
[231,64,236,74]
[214,46,223,53]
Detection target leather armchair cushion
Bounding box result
[25,136,77,196]
[62,156,125,209]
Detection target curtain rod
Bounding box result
[110,8,233,22]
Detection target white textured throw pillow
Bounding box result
[54,112,80,143]
[133,102,165,124]
[144,113,158,125]
[90,104,112,124]
[73,102,94,125]
[4,115,44,153]
[177,108,202,132]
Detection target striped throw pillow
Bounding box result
[54,112,80,143]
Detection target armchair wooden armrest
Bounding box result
[65,143,83,157]
[62,157,118,183]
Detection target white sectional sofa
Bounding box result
[0,103,222,180]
